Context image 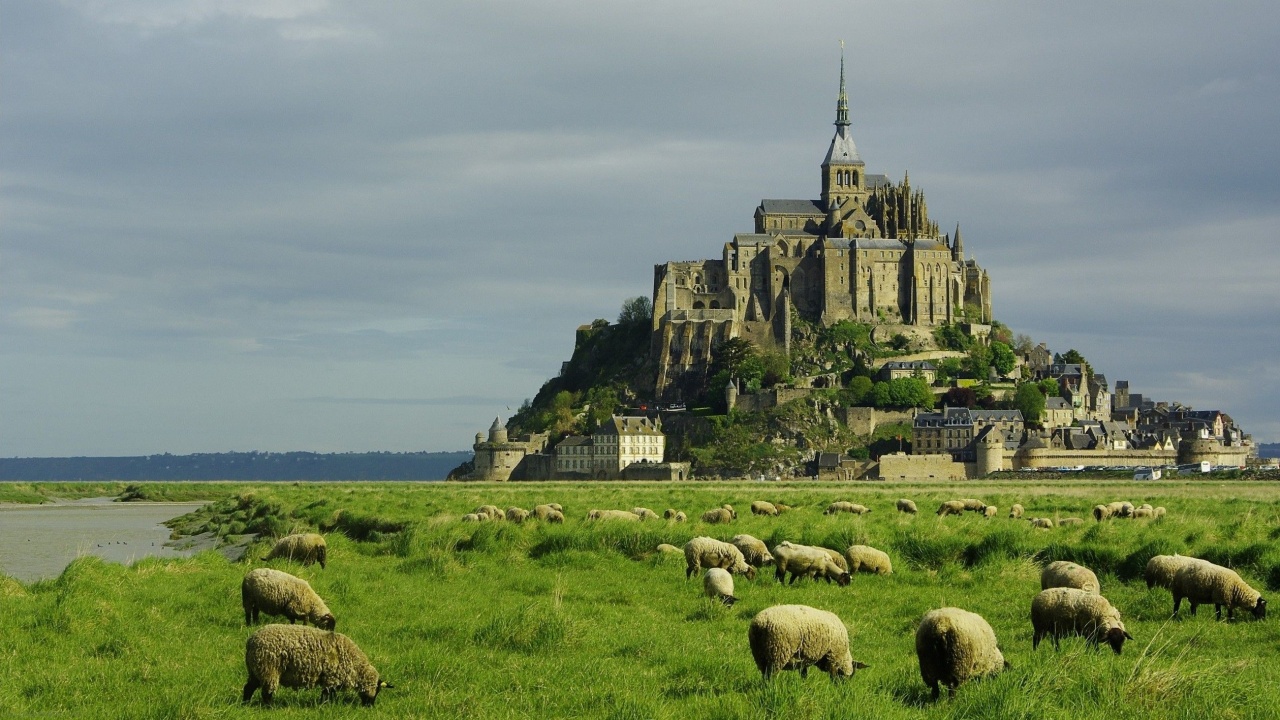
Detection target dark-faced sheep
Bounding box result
[1172,561,1267,620]
[243,624,390,706]
[683,537,757,580]
[264,533,328,569]
[242,568,336,630]
[1031,587,1131,653]
[915,607,1006,699]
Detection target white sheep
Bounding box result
[771,542,850,586]
[824,501,869,515]
[1092,504,1111,522]
[1145,554,1202,590]
[774,503,792,513]
[730,534,774,567]
[897,499,918,514]
[243,624,390,706]
[844,545,892,575]
[532,504,560,521]
[701,508,734,524]
[1029,518,1054,529]
[461,513,484,523]
[747,604,868,681]
[982,506,998,519]
[547,503,563,513]
[1031,587,1132,653]
[960,499,987,513]
[1040,560,1100,593]
[264,533,328,569]
[703,568,737,605]
[751,501,779,516]
[505,507,531,523]
[1057,517,1084,526]
[242,568,336,630]
[473,504,503,520]
[1132,507,1154,519]
[674,511,687,522]
[656,543,682,554]
[683,537,757,580]
[721,504,738,519]
[936,500,966,517]
[1172,561,1267,620]
[1153,506,1167,519]
[1009,504,1024,519]
[915,607,1006,699]
[631,507,660,521]
[588,509,641,522]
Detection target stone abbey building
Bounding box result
[653,57,992,395]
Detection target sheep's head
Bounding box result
[741,564,758,581]
[834,571,852,587]
[359,675,393,707]
[822,654,869,679]
[1252,597,1267,619]
[1104,626,1132,654]
[317,613,337,631]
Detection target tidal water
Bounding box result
[0,498,206,583]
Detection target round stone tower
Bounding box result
[976,428,1003,476]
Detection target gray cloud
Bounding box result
[2,1,1278,455]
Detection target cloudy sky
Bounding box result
[3,1,1278,457]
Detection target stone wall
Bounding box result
[842,407,916,436]
[1012,447,1177,470]
[622,462,692,481]
[877,452,971,481]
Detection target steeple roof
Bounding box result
[823,47,862,166]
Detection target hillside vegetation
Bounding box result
[3,480,1280,718]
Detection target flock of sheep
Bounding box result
[232,493,1265,706]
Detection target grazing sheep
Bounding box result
[1137,503,1154,511]
[1041,561,1100,593]
[960,499,987,513]
[1172,561,1267,620]
[1009,504,1024,519]
[1057,517,1084,526]
[474,505,503,521]
[264,533,328,569]
[825,501,869,515]
[588,509,641,522]
[630,507,660,521]
[751,501,779,516]
[243,624,389,706]
[915,607,1006,699]
[703,568,737,605]
[1092,505,1110,522]
[1029,518,1054,529]
[1031,587,1131,654]
[656,543,682,554]
[1154,507,1167,518]
[897,499,918,514]
[1132,507,1154,519]
[982,506,998,519]
[547,503,563,513]
[774,503,793,513]
[820,547,850,573]
[242,569,336,630]
[683,537,757,580]
[532,504,560,521]
[771,542,850,586]
[936,500,966,517]
[461,513,484,523]
[1145,554,1202,590]
[544,509,564,524]
[844,545,892,575]
[701,508,734,524]
[748,605,868,681]
[674,511,687,522]
[505,507,531,523]
[721,504,737,519]
[663,508,680,520]
[1105,501,1134,519]
[731,534,775,567]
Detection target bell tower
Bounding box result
[820,44,867,212]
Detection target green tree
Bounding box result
[710,338,756,378]
[843,376,874,405]
[759,351,792,388]
[1039,378,1061,398]
[617,296,653,325]
[990,341,1016,376]
[965,344,992,379]
[1014,383,1046,424]
[935,357,964,383]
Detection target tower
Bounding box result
[820,45,867,213]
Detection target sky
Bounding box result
[3,1,1279,457]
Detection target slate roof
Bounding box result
[758,199,825,215]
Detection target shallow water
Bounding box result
[0,498,206,582]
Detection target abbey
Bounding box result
[652,57,991,395]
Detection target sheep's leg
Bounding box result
[686,566,695,580]
[1172,595,1182,617]
[1215,604,1224,621]
[1189,602,1198,616]
[929,681,940,700]
[242,678,260,704]
[1032,629,1041,650]
[799,665,808,679]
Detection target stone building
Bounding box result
[652,55,991,396]
[912,408,1024,461]
[465,417,550,481]
[553,415,666,479]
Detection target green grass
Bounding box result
[3,480,1280,718]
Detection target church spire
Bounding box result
[952,223,964,262]
[835,41,851,136]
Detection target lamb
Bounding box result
[242,568,336,630]
[897,499,918,514]
[1057,517,1084,526]
[844,545,892,575]
[1009,504,1024,519]
[731,534,775,567]
[772,542,851,586]
[1041,560,1100,593]
[824,501,869,515]
[960,499,987,513]
[1092,505,1111,522]
[1172,561,1267,620]
[915,607,1006,699]
[701,508,734,524]
[683,537,757,580]
[936,500,966,517]
[703,568,737,605]
[588,509,641,522]
[747,605,869,681]
[751,501,779,516]
[982,506,998,519]
[1145,554,1202,590]
[243,624,390,706]
[505,507,531,523]
[1029,518,1054,529]
[630,507,660,521]
[1153,507,1167,518]
[264,533,328,569]
[1031,587,1132,653]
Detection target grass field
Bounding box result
[3,480,1280,719]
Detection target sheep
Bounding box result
[588,509,641,522]
[722,504,738,519]
[264,533,328,569]
[774,503,793,513]
[1009,504,1024,519]
[243,624,390,706]
[1105,501,1134,519]
[982,506,998,519]
[844,545,892,575]
[915,607,1006,699]
[1041,560,1100,593]
[960,499,987,513]
[703,568,737,605]
[1172,561,1267,621]
[674,511,687,523]
[1029,518,1054,529]
[505,507,531,523]
[656,543,682,554]
[701,508,734,524]
[897,499,918,514]
[751,501,780,516]
[242,568,336,630]
[532,504,560,521]
[683,537,757,580]
[544,509,564,524]
[663,508,680,520]
[473,504,503,520]
[630,507,660,521]
[731,534,774,567]
[1031,587,1132,654]
[1153,506,1167,518]
[547,503,563,513]
[1137,503,1154,512]
[820,547,850,573]
[936,500,966,517]
[1145,554,1202,590]
[748,604,868,681]
[772,542,850,586]
[1092,505,1111,522]
[825,501,869,515]
[1057,517,1084,526]
[461,513,484,523]
[1132,507,1154,519]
